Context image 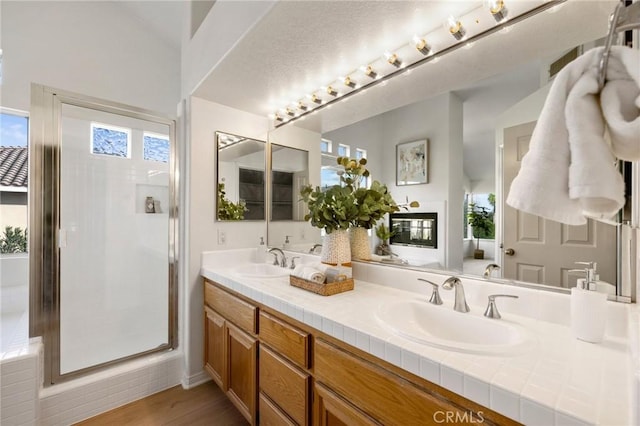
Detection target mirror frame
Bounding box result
[215,131,267,222]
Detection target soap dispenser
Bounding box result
[283,235,292,250]
[256,237,267,263]
[569,262,607,343]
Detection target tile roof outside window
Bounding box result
[0,147,28,188]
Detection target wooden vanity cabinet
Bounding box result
[203,280,258,425]
[203,278,521,426]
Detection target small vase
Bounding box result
[321,229,351,265]
[350,226,372,260]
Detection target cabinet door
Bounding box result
[204,307,225,389]
[314,383,379,426]
[226,321,258,425]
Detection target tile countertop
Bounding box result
[201,249,634,426]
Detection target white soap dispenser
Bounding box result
[570,262,607,343]
[283,235,292,250]
[256,237,267,263]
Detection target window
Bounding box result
[337,143,350,157]
[91,123,131,158]
[143,132,170,163]
[0,110,29,253]
[356,148,367,160]
[320,138,332,154]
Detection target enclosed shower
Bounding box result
[29,85,178,385]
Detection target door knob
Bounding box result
[504,248,515,256]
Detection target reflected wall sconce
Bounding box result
[447,16,466,40]
[413,36,432,55]
[487,0,508,22]
[385,52,402,67]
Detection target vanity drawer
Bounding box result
[314,339,474,425]
[259,393,296,426]
[204,280,257,334]
[259,311,310,368]
[259,345,310,426]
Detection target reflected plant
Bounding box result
[217,182,247,221]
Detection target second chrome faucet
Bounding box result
[419,276,469,313]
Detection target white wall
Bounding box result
[1,1,180,116]
[181,1,274,97]
[324,92,464,270]
[185,96,268,383]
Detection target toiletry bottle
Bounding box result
[283,235,292,250]
[570,262,607,343]
[256,237,266,263]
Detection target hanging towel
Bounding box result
[507,46,640,225]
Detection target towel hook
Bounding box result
[598,1,640,90]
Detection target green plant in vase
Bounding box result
[374,223,395,256]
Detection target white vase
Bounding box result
[350,226,372,260]
[321,229,351,265]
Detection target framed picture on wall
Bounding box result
[396,139,428,186]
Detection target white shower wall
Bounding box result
[59,104,170,375]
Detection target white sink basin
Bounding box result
[376,299,535,355]
[232,264,290,279]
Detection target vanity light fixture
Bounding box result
[487,0,508,22]
[447,16,466,40]
[362,65,378,79]
[413,36,432,55]
[343,76,356,88]
[271,1,565,128]
[384,52,402,67]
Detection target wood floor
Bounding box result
[75,381,248,426]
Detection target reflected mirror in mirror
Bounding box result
[270,144,309,221]
[216,131,266,221]
[269,3,632,298]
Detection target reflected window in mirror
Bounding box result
[337,143,350,157]
[320,138,332,154]
[216,131,266,221]
[270,144,309,221]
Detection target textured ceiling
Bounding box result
[192,0,617,182]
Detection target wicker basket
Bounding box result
[289,275,354,296]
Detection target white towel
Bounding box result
[293,266,325,284]
[507,46,640,225]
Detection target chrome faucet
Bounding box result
[441,276,469,313]
[309,243,322,254]
[268,247,287,268]
[484,294,519,319]
[483,263,501,278]
[417,278,443,305]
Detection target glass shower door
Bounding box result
[58,103,172,375]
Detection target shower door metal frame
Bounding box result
[29,84,179,385]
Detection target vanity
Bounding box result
[201,249,633,426]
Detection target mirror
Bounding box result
[266,2,634,299]
[270,144,309,221]
[216,131,266,221]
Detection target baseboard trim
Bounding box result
[182,369,211,389]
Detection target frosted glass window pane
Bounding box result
[91,123,130,158]
[143,133,170,163]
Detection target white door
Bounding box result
[502,121,617,288]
